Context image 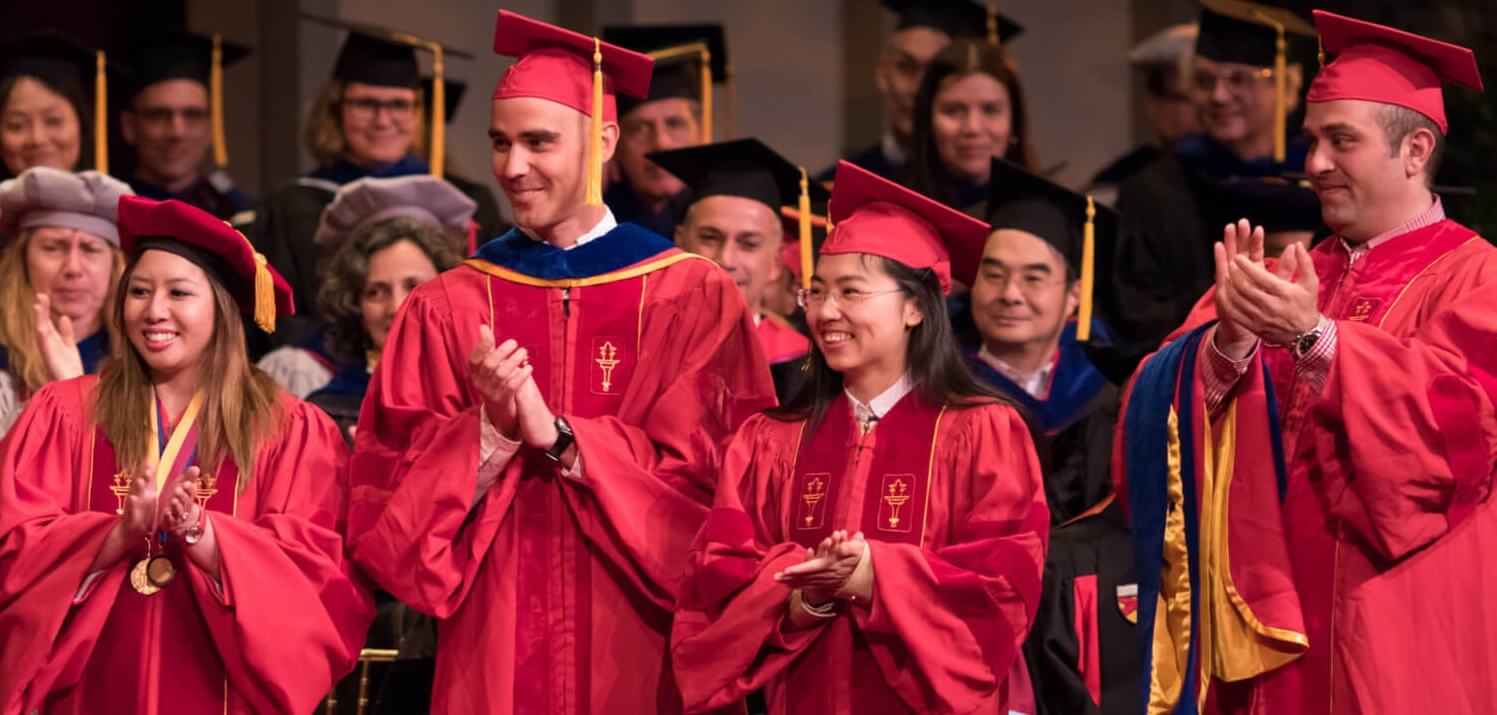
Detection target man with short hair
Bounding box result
[119,31,252,220]
[1088,22,1201,205]
[1119,10,1497,712]
[1112,0,1313,347]
[601,25,725,238]
[651,138,824,398]
[347,12,775,713]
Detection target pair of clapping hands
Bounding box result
[468,324,560,449]
[1212,219,1322,359]
[118,467,209,543]
[773,529,872,607]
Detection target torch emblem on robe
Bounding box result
[110,472,131,514]
[596,341,620,393]
[797,473,830,529]
[883,478,910,528]
[194,471,219,509]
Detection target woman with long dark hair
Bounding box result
[0,197,370,713]
[904,38,1038,215]
[0,34,98,180]
[672,162,1048,715]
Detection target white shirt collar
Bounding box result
[845,373,915,425]
[519,206,617,251]
[880,130,907,165]
[977,345,1054,400]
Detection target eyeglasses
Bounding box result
[981,271,1066,295]
[796,287,904,310]
[1191,67,1274,95]
[134,107,210,127]
[341,97,416,120]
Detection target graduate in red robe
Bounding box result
[0,196,371,714]
[651,138,824,399]
[345,12,776,714]
[672,161,1049,715]
[1115,11,1497,713]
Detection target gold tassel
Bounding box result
[585,37,604,207]
[211,35,228,168]
[987,3,1000,46]
[700,46,713,143]
[798,167,813,291]
[94,50,107,174]
[1077,195,1096,343]
[1273,22,1287,164]
[252,251,275,333]
[429,42,445,177]
[1317,34,1325,68]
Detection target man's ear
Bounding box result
[120,109,137,145]
[1403,125,1438,181]
[1283,64,1305,114]
[598,120,621,164]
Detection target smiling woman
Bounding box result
[0,196,372,714]
[905,38,1036,214]
[0,33,101,179]
[673,162,1047,715]
[242,21,501,351]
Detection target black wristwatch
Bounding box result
[545,416,575,462]
[1291,316,1327,360]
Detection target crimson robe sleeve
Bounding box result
[1311,276,1497,562]
[851,404,1050,712]
[346,285,500,617]
[564,267,777,608]
[671,414,831,713]
[0,381,112,712]
[189,399,373,714]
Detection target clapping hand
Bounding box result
[469,324,532,439]
[774,530,867,605]
[33,294,84,382]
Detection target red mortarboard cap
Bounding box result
[1308,10,1483,135]
[491,10,653,121]
[820,161,990,294]
[117,196,294,333]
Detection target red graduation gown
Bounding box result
[754,314,810,365]
[673,396,1049,714]
[1147,219,1497,713]
[347,251,776,714]
[0,376,371,714]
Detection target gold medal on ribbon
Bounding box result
[146,556,176,588]
[130,558,161,596]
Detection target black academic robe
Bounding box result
[1111,135,1307,347]
[128,171,253,222]
[968,334,1140,715]
[242,158,504,353]
[1024,499,1138,715]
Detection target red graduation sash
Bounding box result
[787,393,947,549]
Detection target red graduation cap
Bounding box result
[491,10,652,120]
[117,196,294,334]
[820,161,990,295]
[491,10,653,205]
[1308,10,1484,135]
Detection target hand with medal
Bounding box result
[163,466,220,579]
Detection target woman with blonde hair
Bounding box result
[0,196,371,713]
[242,22,499,351]
[0,166,130,434]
